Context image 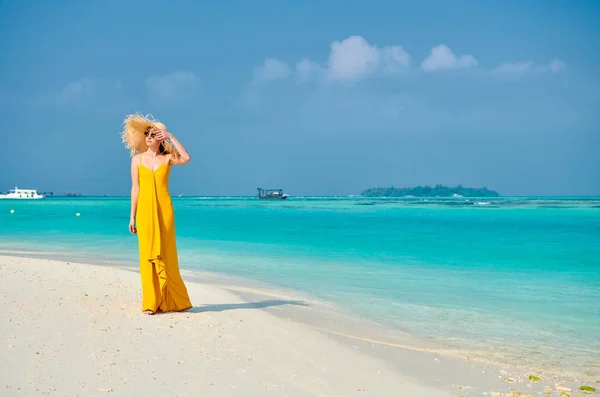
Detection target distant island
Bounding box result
[361,185,500,198]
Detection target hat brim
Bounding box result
[121,114,179,158]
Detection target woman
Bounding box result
[121,114,193,315]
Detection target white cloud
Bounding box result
[327,35,381,81]
[492,59,567,77]
[254,58,292,81]
[381,45,411,74]
[58,77,102,101]
[493,61,534,75]
[145,71,199,102]
[52,77,124,106]
[250,37,566,86]
[252,35,411,84]
[295,58,323,81]
[421,45,477,72]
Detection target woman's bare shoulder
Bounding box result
[131,154,142,165]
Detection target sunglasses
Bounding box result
[144,131,156,138]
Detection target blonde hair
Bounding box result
[120,113,179,158]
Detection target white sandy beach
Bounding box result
[1,255,593,397]
[1,255,448,397]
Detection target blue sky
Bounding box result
[1,0,599,196]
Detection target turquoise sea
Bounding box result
[1,196,599,379]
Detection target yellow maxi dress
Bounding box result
[136,160,192,313]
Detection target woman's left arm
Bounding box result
[156,130,191,165]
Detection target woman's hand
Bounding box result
[154,129,172,141]
[129,217,137,234]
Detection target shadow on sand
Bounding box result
[187,299,309,313]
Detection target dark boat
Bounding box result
[257,188,288,200]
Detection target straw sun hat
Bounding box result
[120,113,179,158]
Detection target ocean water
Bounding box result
[1,196,599,379]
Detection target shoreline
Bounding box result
[2,248,598,380]
[1,253,596,396]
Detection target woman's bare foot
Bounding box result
[143,310,155,315]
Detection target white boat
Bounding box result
[0,187,45,199]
